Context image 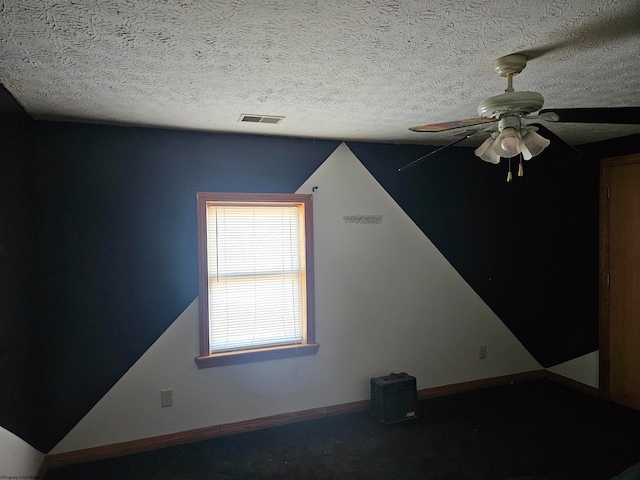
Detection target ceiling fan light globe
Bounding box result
[501,136,519,152]
[522,130,551,158]
[492,127,523,158]
[474,137,501,164]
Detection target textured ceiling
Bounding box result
[1,0,640,147]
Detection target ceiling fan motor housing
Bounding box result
[497,115,521,132]
[493,54,528,77]
[477,91,545,119]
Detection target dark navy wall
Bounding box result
[351,140,600,369]
[32,122,339,451]
[0,86,42,449]
[351,133,638,369]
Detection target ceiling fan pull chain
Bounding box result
[518,154,524,177]
[507,158,513,182]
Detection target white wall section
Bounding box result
[0,425,43,477]
[547,351,599,388]
[52,143,540,453]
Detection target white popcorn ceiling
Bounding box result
[1,0,640,147]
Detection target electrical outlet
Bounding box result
[479,345,487,359]
[161,389,173,407]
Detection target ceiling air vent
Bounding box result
[239,114,285,124]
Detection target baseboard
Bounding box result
[543,370,600,397]
[45,369,546,469]
[44,399,370,469]
[417,370,545,400]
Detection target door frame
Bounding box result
[599,153,640,399]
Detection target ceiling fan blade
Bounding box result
[539,107,640,125]
[399,131,486,171]
[517,2,640,60]
[529,123,583,159]
[410,117,497,132]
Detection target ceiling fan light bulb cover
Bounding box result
[501,136,518,151]
[493,127,523,158]
[475,137,501,164]
[522,130,551,158]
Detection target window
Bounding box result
[195,193,318,368]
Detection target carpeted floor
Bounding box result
[45,379,640,479]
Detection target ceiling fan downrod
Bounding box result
[505,73,515,93]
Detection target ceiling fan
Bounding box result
[402,54,640,181]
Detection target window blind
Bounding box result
[206,204,304,353]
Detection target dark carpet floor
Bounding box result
[45,379,640,479]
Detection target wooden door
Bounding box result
[601,154,640,410]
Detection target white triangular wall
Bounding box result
[52,143,541,453]
[0,425,43,477]
[547,351,599,388]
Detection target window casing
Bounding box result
[195,193,318,368]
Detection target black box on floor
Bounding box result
[370,372,418,424]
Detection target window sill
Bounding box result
[196,343,319,368]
